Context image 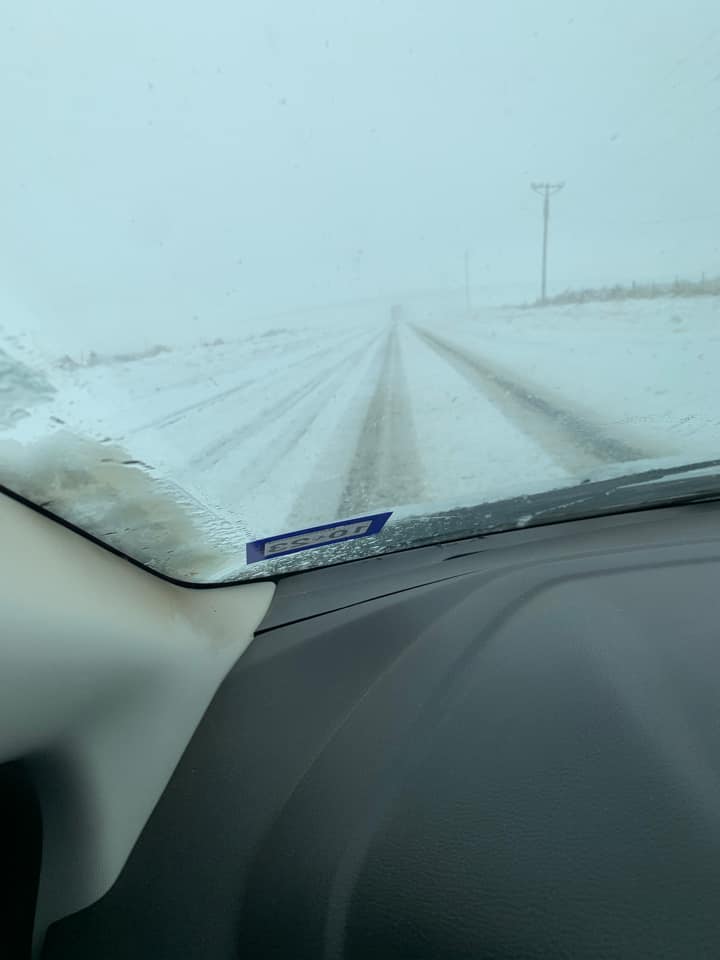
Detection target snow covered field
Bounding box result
[1,295,719,580]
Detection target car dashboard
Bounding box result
[26,500,720,958]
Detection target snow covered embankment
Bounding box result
[0,348,55,428]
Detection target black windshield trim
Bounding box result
[2,458,720,590]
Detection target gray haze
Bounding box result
[1,0,719,350]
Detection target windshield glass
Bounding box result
[1,1,719,582]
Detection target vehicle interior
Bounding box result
[3,483,720,958]
[2,1,720,957]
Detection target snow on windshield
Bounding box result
[1,2,719,581]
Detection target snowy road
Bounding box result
[411,325,657,471]
[337,325,425,517]
[1,294,719,578]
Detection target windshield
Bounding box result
[1,2,719,582]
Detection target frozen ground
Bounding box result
[1,295,719,580]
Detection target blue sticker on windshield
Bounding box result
[246,511,392,564]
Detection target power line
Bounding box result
[531,182,565,303]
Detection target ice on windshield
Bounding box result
[1,2,719,581]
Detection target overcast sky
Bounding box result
[1,0,719,350]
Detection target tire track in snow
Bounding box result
[411,324,661,473]
[192,337,380,472]
[284,333,388,528]
[130,330,372,434]
[142,332,326,397]
[337,325,424,516]
[191,366,339,469]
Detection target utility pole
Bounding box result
[531,182,565,303]
[464,248,471,317]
